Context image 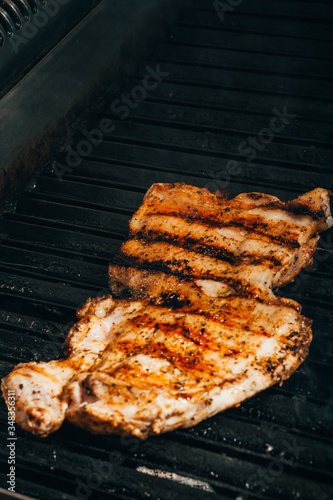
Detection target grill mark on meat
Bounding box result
[158,292,192,310]
[110,262,302,311]
[118,239,285,301]
[107,340,216,376]
[27,365,65,386]
[129,313,253,352]
[134,229,234,263]
[270,199,331,220]
[146,211,301,249]
[132,229,284,267]
[116,252,262,297]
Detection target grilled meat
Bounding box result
[113,184,332,296]
[1,184,332,438]
[64,296,311,438]
[2,293,312,439]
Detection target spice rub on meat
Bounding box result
[2,184,332,438]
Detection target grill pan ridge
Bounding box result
[0,1,333,499]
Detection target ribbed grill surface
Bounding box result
[0,1,332,499]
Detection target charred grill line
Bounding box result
[133,228,235,263]
[108,263,303,311]
[132,228,284,267]
[141,210,302,249]
[114,251,256,295]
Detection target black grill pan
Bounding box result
[0,1,332,499]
